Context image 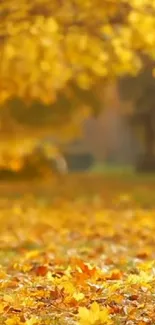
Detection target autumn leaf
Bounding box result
[34,265,48,276]
[77,302,112,325]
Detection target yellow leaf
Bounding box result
[5,316,23,325]
[73,292,85,301]
[78,306,90,325]
[25,250,40,259]
[78,302,112,325]
[127,271,153,285]
[25,317,38,325]
[62,281,76,294]
[99,307,112,324]
[4,295,14,303]
[90,301,100,314]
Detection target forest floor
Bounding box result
[0,173,155,325]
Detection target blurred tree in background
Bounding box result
[0,83,101,176]
[0,0,155,175]
[1,0,155,102]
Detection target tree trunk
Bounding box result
[136,113,155,172]
[144,114,154,157]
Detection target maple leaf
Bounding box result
[5,316,24,325]
[77,302,113,325]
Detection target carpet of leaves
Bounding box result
[0,180,155,325]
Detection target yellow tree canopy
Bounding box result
[0,0,155,104]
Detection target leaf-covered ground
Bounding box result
[0,175,155,325]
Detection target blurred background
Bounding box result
[0,1,155,182]
[0,76,154,180]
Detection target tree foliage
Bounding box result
[0,82,101,168]
[0,0,155,103]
